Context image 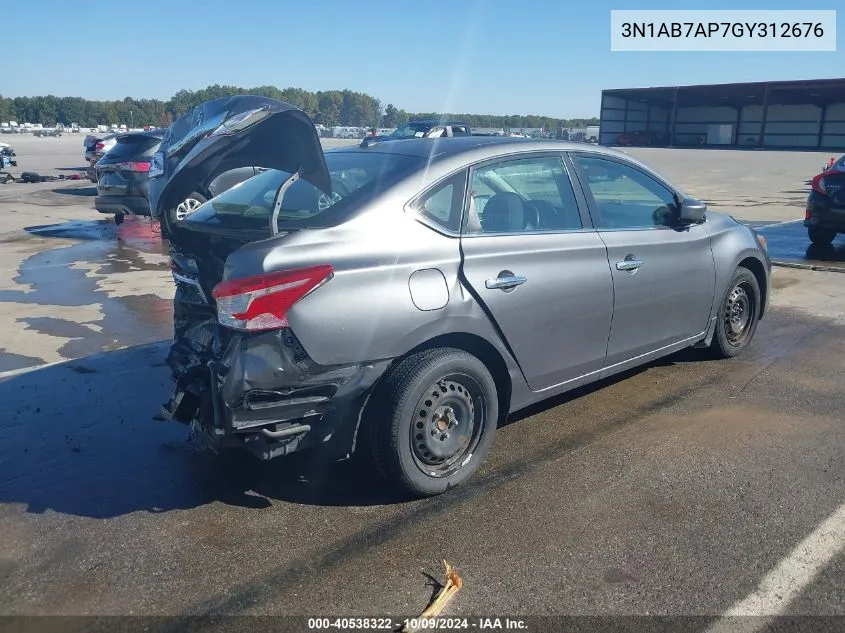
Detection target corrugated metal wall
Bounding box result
[600,89,845,149]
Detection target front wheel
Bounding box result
[369,348,498,497]
[709,266,761,359]
[808,226,836,246]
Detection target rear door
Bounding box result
[569,152,716,368]
[459,153,614,392]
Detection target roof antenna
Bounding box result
[269,169,301,236]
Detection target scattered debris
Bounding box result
[402,561,463,632]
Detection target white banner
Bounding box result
[610,10,836,52]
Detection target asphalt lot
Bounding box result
[1,135,844,628]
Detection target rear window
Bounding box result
[105,135,161,160]
[184,150,423,230]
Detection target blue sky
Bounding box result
[4,0,842,118]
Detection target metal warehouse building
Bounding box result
[600,78,845,150]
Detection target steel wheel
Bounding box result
[409,375,485,477]
[709,266,761,359]
[175,196,204,220]
[724,282,755,347]
[368,348,498,497]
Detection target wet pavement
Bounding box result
[752,220,845,273]
[0,215,173,372]
[2,139,845,625]
[1,300,844,621]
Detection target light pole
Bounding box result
[130,110,134,128]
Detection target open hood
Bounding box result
[148,95,330,219]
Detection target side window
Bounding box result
[427,127,446,138]
[451,126,470,137]
[464,156,582,234]
[572,155,677,229]
[412,172,466,233]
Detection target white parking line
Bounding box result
[0,359,66,380]
[704,501,845,633]
[754,219,804,229]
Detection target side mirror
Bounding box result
[679,197,706,223]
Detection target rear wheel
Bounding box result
[808,226,836,246]
[709,266,761,359]
[174,192,207,221]
[369,348,498,497]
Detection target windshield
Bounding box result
[389,122,434,139]
[183,150,422,231]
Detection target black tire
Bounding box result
[709,266,761,359]
[808,226,836,246]
[368,348,498,497]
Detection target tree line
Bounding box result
[0,84,598,131]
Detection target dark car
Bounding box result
[95,130,260,224]
[95,130,166,221]
[148,96,770,498]
[806,156,845,245]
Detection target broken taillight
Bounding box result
[811,173,827,195]
[211,265,334,331]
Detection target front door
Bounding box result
[459,153,614,392]
[570,153,716,367]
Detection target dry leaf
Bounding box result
[402,560,463,632]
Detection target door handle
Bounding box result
[485,274,528,290]
[616,258,644,271]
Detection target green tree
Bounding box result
[0,84,598,130]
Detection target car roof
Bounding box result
[329,136,631,162]
[406,119,469,126]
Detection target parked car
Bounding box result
[616,130,663,146]
[1,144,17,173]
[95,130,167,222]
[148,96,771,498]
[96,129,260,225]
[806,155,845,245]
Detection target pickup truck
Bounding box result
[360,119,472,146]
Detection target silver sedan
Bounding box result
[149,97,771,497]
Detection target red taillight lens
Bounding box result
[811,173,827,195]
[95,142,105,150]
[113,161,151,172]
[211,265,334,331]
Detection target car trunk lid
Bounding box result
[148,95,330,223]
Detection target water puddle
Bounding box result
[1,218,174,361]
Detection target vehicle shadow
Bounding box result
[0,343,406,521]
[0,340,720,520]
[51,185,96,196]
[805,241,845,263]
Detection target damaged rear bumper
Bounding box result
[160,326,389,461]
